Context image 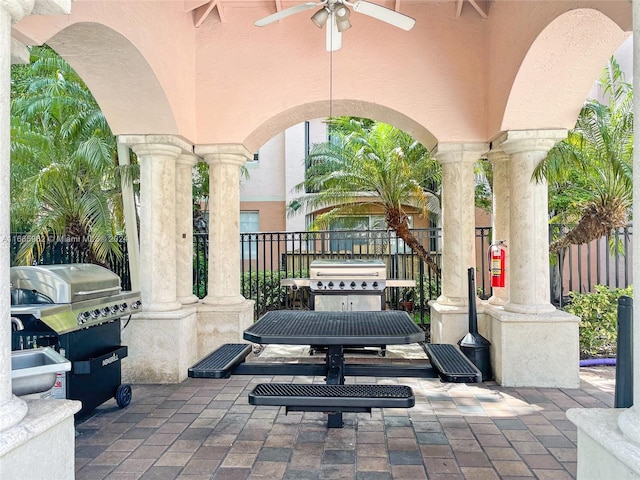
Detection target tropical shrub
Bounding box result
[564,284,633,358]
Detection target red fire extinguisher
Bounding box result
[489,241,507,288]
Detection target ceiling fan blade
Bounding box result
[351,1,415,31]
[326,14,342,51]
[255,2,321,27]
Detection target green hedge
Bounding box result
[564,284,633,358]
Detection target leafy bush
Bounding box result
[564,284,633,358]
[242,270,309,318]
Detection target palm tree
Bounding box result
[291,117,442,274]
[533,57,633,254]
[10,46,132,265]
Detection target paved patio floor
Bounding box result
[74,348,616,480]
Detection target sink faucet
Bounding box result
[11,317,24,331]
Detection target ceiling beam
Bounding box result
[194,0,223,27]
[467,0,488,19]
[455,0,463,18]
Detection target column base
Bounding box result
[197,299,255,360]
[121,306,198,384]
[486,304,580,388]
[567,408,640,479]
[0,399,80,479]
[429,300,473,345]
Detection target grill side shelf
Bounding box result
[72,346,128,375]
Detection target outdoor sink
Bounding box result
[11,347,71,396]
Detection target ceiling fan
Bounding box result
[255,0,415,51]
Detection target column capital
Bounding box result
[493,129,567,156]
[121,135,193,155]
[435,142,489,164]
[2,0,70,22]
[195,144,252,167]
[486,149,509,164]
[176,152,199,168]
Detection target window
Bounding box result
[240,211,259,257]
[328,215,412,253]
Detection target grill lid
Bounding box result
[10,264,122,304]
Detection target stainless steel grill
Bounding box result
[309,259,387,293]
[10,263,141,417]
[11,263,141,334]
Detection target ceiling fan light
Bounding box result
[311,8,329,28]
[335,6,352,32]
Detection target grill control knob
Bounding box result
[372,282,378,289]
[77,311,91,324]
[328,281,334,289]
[361,282,367,289]
[101,307,111,316]
[339,281,345,289]
[350,281,356,289]
[110,305,119,314]
[316,281,323,289]
[91,309,101,319]
[119,303,128,311]
[131,301,142,309]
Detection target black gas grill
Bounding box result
[10,264,141,418]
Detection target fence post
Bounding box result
[615,295,633,408]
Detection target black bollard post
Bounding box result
[458,268,492,381]
[615,296,633,408]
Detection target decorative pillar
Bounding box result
[1,2,81,479]
[497,130,566,314]
[198,144,250,305]
[430,143,487,344]
[486,130,579,388]
[487,149,510,305]
[130,141,184,312]
[0,1,27,433]
[176,153,199,305]
[568,5,640,479]
[119,135,199,384]
[194,144,255,359]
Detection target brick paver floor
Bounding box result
[74,353,615,480]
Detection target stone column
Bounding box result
[567,7,640,478]
[194,144,255,358]
[119,135,199,384]
[176,153,199,305]
[0,0,29,433]
[487,149,510,305]
[128,138,189,312]
[2,1,82,478]
[198,144,250,305]
[430,143,487,344]
[487,130,579,388]
[496,130,566,314]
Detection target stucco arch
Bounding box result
[243,99,438,154]
[501,8,630,133]
[43,22,178,136]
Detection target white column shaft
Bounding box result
[176,154,198,304]
[134,144,182,311]
[488,150,510,305]
[1,5,14,410]
[498,130,566,314]
[436,143,486,305]
[198,145,251,305]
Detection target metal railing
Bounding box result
[10,224,633,319]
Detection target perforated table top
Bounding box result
[243,310,425,346]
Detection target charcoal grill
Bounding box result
[10,263,141,418]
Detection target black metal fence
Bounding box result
[10,225,633,320]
